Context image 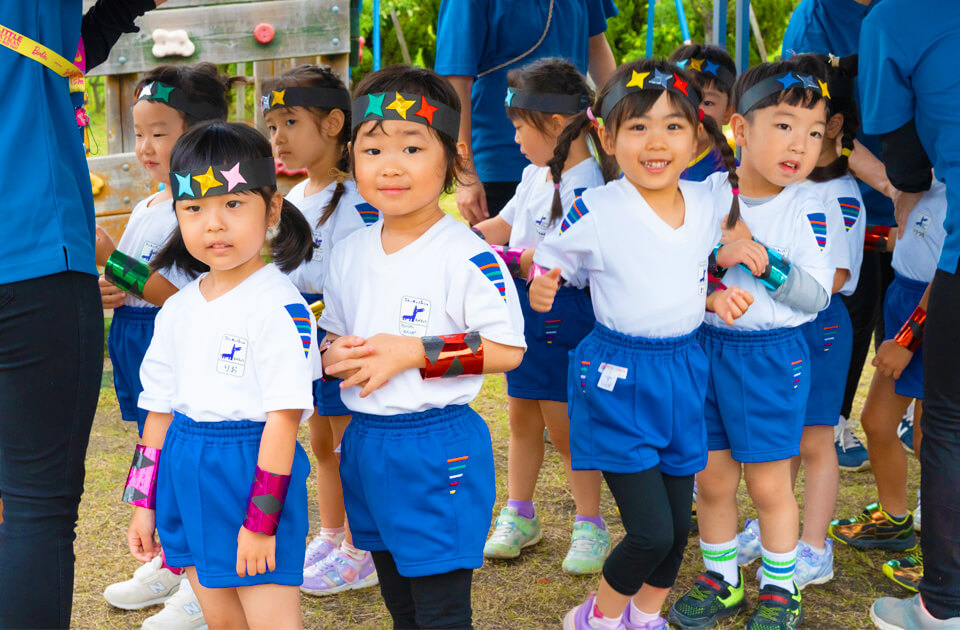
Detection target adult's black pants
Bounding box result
[481,180,520,219]
[0,271,103,629]
[370,550,474,629]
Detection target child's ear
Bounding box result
[323,109,346,137]
[598,124,615,155]
[826,113,844,139]
[549,113,566,136]
[267,191,283,227]
[456,140,469,161]
[730,113,747,148]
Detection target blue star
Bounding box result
[704,61,720,76]
[175,173,193,198]
[777,73,801,89]
[649,69,672,88]
[505,88,515,107]
[676,59,689,69]
[799,74,819,91]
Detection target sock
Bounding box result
[576,514,606,530]
[629,599,662,623]
[700,538,739,586]
[882,507,909,524]
[319,526,346,545]
[588,602,622,629]
[340,541,367,561]
[760,546,797,593]
[507,499,535,520]
[160,551,184,576]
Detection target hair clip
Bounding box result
[352,91,460,141]
[261,86,351,114]
[698,108,705,121]
[731,188,740,195]
[170,157,276,200]
[841,147,852,157]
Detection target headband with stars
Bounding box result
[737,71,830,116]
[170,157,276,201]
[260,86,351,114]
[600,69,701,122]
[675,58,736,88]
[504,88,591,115]
[352,91,460,141]
[136,81,222,121]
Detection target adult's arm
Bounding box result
[587,33,616,88]
[447,75,489,224]
[82,0,164,71]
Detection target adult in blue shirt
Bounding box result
[435,0,618,224]
[0,1,161,626]
[859,1,960,627]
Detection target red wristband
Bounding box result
[420,332,484,379]
[894,306,926,352]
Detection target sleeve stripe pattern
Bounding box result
[355,202,381,226]
[284,304,313,358]
[573,187,587,198]
[560,198,590,233]
[807,212,828,251]
[468,251,507,301]
[838,197,861,232]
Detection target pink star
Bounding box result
[221,162,247,191]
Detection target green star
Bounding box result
[153,83,174,102]
[365,93,385,117]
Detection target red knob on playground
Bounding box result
[254,22,275,44]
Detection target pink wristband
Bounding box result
[527,262,565,287]
[122,444,161,509]
[490,244,526,278]
[242,465,291,535]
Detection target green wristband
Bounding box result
[105,250,151,298]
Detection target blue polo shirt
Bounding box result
[435,0,617,184]
[781,0,896,227]
[0,1,97,284]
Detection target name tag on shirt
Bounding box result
[217,334,247,377]
[597,363,628,391]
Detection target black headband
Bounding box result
[136,81,221,121]
[675,58,736,88]
[504,88,591,115]
[261,86,351,114]
[600,69,700,122]
[352,91,460,141]
[737,71,829,115]
[171,157,276,200]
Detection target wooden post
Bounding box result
[235,62,248,122]
[253,60,268,131]
[390,10,412,65]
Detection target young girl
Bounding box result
[262,64,380,595]
[528,58,753,630]
[124,121,318,629]
[473,57,614,574]
[669,57,835,630]
[318,65,525,628]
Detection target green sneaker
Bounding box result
[561,521,610,574]
[883,545,923,593]
[829,502,916,551]
[745,584,802,630]
[483,506,542,559]
[668,570,745,629]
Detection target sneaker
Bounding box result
[745,584,802,630]
[836,416,871,472]
[737,518,763,566]
[563,594,625,630]
[141,578,207,630]
[898,402,916,455]
[870,594,960,629]
[794,539,834,589]
[483,506,542,559]
[914,490,922,533]
[562,521,611,574]
[300,547,378,596]
[304,535,338,569]
[829,502,916,551]
[883,545,923,593]
[622,604,667,630]
[103,556,182,610]
[668,570,746,629]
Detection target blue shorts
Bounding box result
[799,298,853,426]
[340,405,495,577]
[883,273,927,400]
[567,323,709,476]
[108,306,160,435]
[700,325,809,463]
[157,413,310,588]
[311,307,351,415]
[507,280,595,402]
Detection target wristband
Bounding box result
[864,225,891,252]
[526,262,566,287]
[490,244,526,278]
[470,227,486,240]
[242,465,291,536]
[710,244,726,276]
[105,250,151,298]
[739,242,790,291]
[421,332,484,379]
[309,299,325,320]
[122,444,161,509]
[707,272,728,296]
[894,306,926,352]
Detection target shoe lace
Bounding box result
[687,584,710,602]
[757,604,782,622]
[854,509,874,524]
[490,519,517,542]
[838,421,864,452]
[569,534,599,555]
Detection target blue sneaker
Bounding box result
[898,403,915,455]
[737,518,762,566]
[835,416,870,472]
[794,539,834,589]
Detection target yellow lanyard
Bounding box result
[0,24,85,93]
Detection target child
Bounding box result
[668,44,737,182]
[669,57,835,630]
[528,58,753,630]
[262,64,381,595]
[829,179,946,594]
[319,65,525,629]
[473,57,614,573]
[124,121,318,629]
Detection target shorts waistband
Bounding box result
[301,292,323,304]
[892,272,928,293]
[699,323,802,348]
[591,322,699,353]
[352,404,472,429]
[171,412,266,440]
[113,305,161,321]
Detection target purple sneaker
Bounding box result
[303,535,338,569]
[300,547,378,596]
[563,594,625,630]
[622,604,667,630]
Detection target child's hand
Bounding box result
[128,506,159,563]
[872,339,913,379]
[721,217,753,244]
[528,267,562,312]
[95,226,117,267]
[100,274,127,309]
[328,333,422,397]
[706,286,755,325]
[236,526,276,577]
[323,335,370,380]
[716,239,769,277]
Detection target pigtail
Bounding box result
[270,198,314,272]
[545,112,589,224]
[151,227,206,278]
[701,113,741,228]
[319,143,352,225]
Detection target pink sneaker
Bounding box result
[563,594,625,630]
[300,547,378,596]
[303,535,338,569]
[622,603,667,630]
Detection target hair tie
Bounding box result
[841,147,853,157]
[330,167,349,185]
[586,106,596,122]
[698,108,705,122]
[731,188,740,196]
[554,183,561,190]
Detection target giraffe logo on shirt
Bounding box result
[217,334,247,377]
[138,240,162,263]
[311,229,323,262]
[913,212,931,239]
[698,262,709,296]
[399,296,431,336]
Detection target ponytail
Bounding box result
[271,198,314,272]
[319,142,352,226]
[700,113,741,229]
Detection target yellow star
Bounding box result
[690,58,705,71]
[818,79,830,100]
[625,70,650,88]
[385,92,416,119]
[193,167,224,197]
[272,89,286,106]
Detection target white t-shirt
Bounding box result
[702,172,836,330]
[285,179,377,295]
[319,215,526,416]
[116,193,193,307]
[533,177,722,338]
[892,180,947,284]
[800,174,866,296]
[501,158,605,249]
[139,264,320,423]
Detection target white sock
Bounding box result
[701,538,740,586]
[340,541,367,561]
[319,526,345,546]
[760,545,797,593]
[629,599,662,622]
[588,601,622,629]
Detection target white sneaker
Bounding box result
[141,578,207,630]
[103,556,182,610]
[914,489,922,532]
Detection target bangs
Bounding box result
[605,89,698,135]
[169,122,271,177]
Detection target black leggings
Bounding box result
[481,180,520,218]
[0,272,103,628]
[602,468,695,596]
[370,550,474,629]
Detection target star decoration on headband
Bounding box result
[365,93,385,117]
[505,88,516,107]
[689,58,705,72]
[171,157,276,200]
[415,96,438,125]
[139,82,154,98]
[648,69,673,88]
[175,172,193,198]
[271,90,286,107]
[800,74,819,91]
[703,61,720,76]
[626,70,650,88]
[221,162,247,191]
[672,74,689,95]
[352,91,461,142]
[777,74,801,89]
[193,167,224,197]
[153,83,174,103]
[385,92,416,119]
[676,59,689,69]
[818,79,830,100]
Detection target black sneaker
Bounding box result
[745,584,803,630]
[668,570,745,629]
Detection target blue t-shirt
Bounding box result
[434,0,617,184]
[0,1,97,284]
[781,0,895,227]
[859,0,960,273]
